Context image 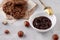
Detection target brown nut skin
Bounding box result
[24,21,30,27]
[18,31,24,37]
[52,34,59,40]
[4,30,10,34]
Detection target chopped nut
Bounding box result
[52,34,59,40]
[2,21,8,25]
[18,31,24,37]
[4,30,10,34]
[24,21,30,27]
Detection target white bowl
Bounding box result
[29,12,56,32]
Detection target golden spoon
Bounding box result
[39,0,53,15]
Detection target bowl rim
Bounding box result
[28,12,56,32]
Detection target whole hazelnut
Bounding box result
[52,34,59,40]
[24,21,30,27]
[4,30,10,34]
[18,31,24,37]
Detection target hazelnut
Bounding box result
[24,21,30,27]
[2,21,8,25]
[18,31,24,37]
[52,34,59,40]
[4,30,10,34]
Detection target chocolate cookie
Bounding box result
[3,0,28,19]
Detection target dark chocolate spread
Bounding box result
[33,16,52,30]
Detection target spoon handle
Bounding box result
[39,0,46,7]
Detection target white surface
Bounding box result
[0,0,60,40]
[29,12,56,32]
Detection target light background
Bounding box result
[0,0,60,40]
